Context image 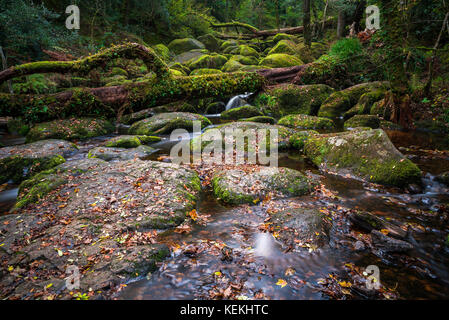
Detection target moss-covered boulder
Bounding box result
[88,145,157,161]
[273,33,300,43]
[230,55,259,66]
[170,62,191,75]
[344,115,381,129]
[221,59,244,72]
[259,54,303,68]
[310,42,328,59]
[198,34,222,52]
[304,128,422,187]
[344,90,387,119]
[370,98,390,119]
[0,139,77,184]
[255,84,335,117]
[191,121,295,153]
[205,101,226,114]
[380,120,402,130]
[153,44,171,61]
[129,112,212,136]
[168,38,205,54]
[104,135,161,148]
[318,82,390,118]
[279,114,336,130]
[238,45,260,58]
[221,105,263,120]
[240,116,276,124]
[268,40,298,56]
[188,54,228,70]
[221,40,239,51]
[26,118,115,143]
[270,206,330,249]
[212,167,312,205]
[173,50,208,65]
[289,130,319,151]
[190,68,223,76]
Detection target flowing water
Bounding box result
[1,125,449,300]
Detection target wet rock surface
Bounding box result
[129,112,212,136]
[212,166,312,205]
[0,160,202,298]
[88,145,158,161]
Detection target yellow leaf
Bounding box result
[188,209,198,222]
[45,283,53,289]
[339,281,352,288]
[276,279,287,288]
[214,271,222,277]
[7,266,13,272]
[380,229,389,236]
[253,198,260,204]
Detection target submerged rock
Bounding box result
[88,145,157,161]
[344,115,381,129]
[270,206,330,249]
[279,114,336,130]
[318,82,390,118]
[212,167,312,205]
[26,118,115,143]
[255,84,335,117]
[304,128,422,187]
[104,135,161,148]
[129,112,212,136]
[0,139,77,184]
[0,160,201,297]
[221,105,263,120]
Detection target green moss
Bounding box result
[188,54,228,70]
[255,84,335,117]
[153,44,171,61]
[221,59,244,72]
[238,45,260,58]
[221,105,263,120]
[111,67,128,78]
[240,116,276,124]
[0,154,65,184]
[289,130,319,151]
[268,40,298,56]
[273,33,299,43]
[304,129,421,187]
[190,68,223,76]
[318,82,390,118]
[344,115,381,129]
[26,118,115,143]
[259,54,303,68]
[168,38,205,54]
[230,55,259,66]
[104,135,161,148]
[279,114,335,130]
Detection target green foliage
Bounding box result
[0,0,79,63]
[329,38,363,61]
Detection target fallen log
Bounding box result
[210,18,335,39]
[0,43,170,85]
[0,43,347,123]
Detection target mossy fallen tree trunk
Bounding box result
[0,72,266,122]
[0,43,170,85]
[0,43,347,123]
[211,18,335,39]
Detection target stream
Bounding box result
[1,117,449,300]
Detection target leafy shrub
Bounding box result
[329,38,363,61]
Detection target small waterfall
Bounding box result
[225,93,253,111]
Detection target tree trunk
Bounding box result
[0,46,13,94]
[337,11,345,39]
[303,0,312,47]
